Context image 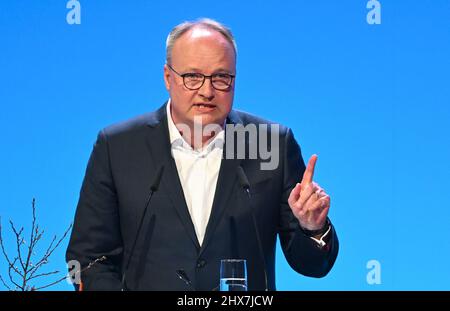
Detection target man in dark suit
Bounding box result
[66,18,338,291]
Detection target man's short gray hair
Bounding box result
[166,18,237,65]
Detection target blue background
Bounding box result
[0,0,449,290]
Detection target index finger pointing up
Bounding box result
[302,154,318,184]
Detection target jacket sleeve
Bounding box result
[278,128,339,278]
[66,130,123,290]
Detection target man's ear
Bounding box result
[163,64,171,91]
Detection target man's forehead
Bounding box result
[172,26,236,68]
[188,27,216,39]
[178,26,230,47]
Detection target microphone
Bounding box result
[176,269,194,289]
[121,165,164,290]
[237,166,269,291]
[175,269,219,291]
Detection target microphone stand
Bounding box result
[121,166,164,290]
[237,166,269,291]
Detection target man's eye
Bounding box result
[214,74,231,79]
[184,73,202,80]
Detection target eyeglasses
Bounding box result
[167,64,235,91]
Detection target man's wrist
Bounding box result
[299,218,331,237]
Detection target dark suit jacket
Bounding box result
[66,103,338,291]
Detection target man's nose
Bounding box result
[198,77,215,100]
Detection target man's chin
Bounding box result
[191,115,224,128]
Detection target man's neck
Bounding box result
[177,123,223,150]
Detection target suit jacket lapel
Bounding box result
[199,110,244,256]
[145,103,201,250]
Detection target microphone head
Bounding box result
[237,166,250,191]
[150,165,165,192]
[176,269,192,286]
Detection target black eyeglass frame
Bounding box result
[167,64,235,91]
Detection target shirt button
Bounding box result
[196,259,206,268]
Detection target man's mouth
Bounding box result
[193,103,216,108]
[193,103,217,113]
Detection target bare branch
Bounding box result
[8,257,23,278]
[0,274,12,291]
[44,235,57,258]
[22,198,37,288]
[32,275,68,291]
[8,258,23,290]
[47,224,72,257]
[28,243,53,278]
[28,224,72,278]
[1,218,26,290]
[84,255,107,271]
[33,226,45,249]
[33,255,107,291]
[35,234,56,268]
[0,217,14,269]
[28,270,59,281]
[30,199,37,248]
[9,220,26,271]
[0,199,74,291]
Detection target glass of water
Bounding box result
[220,259,247,291]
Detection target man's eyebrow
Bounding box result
[214,68,235,74]
[183,67,202,72]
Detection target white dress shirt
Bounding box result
[166,100,224,246]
